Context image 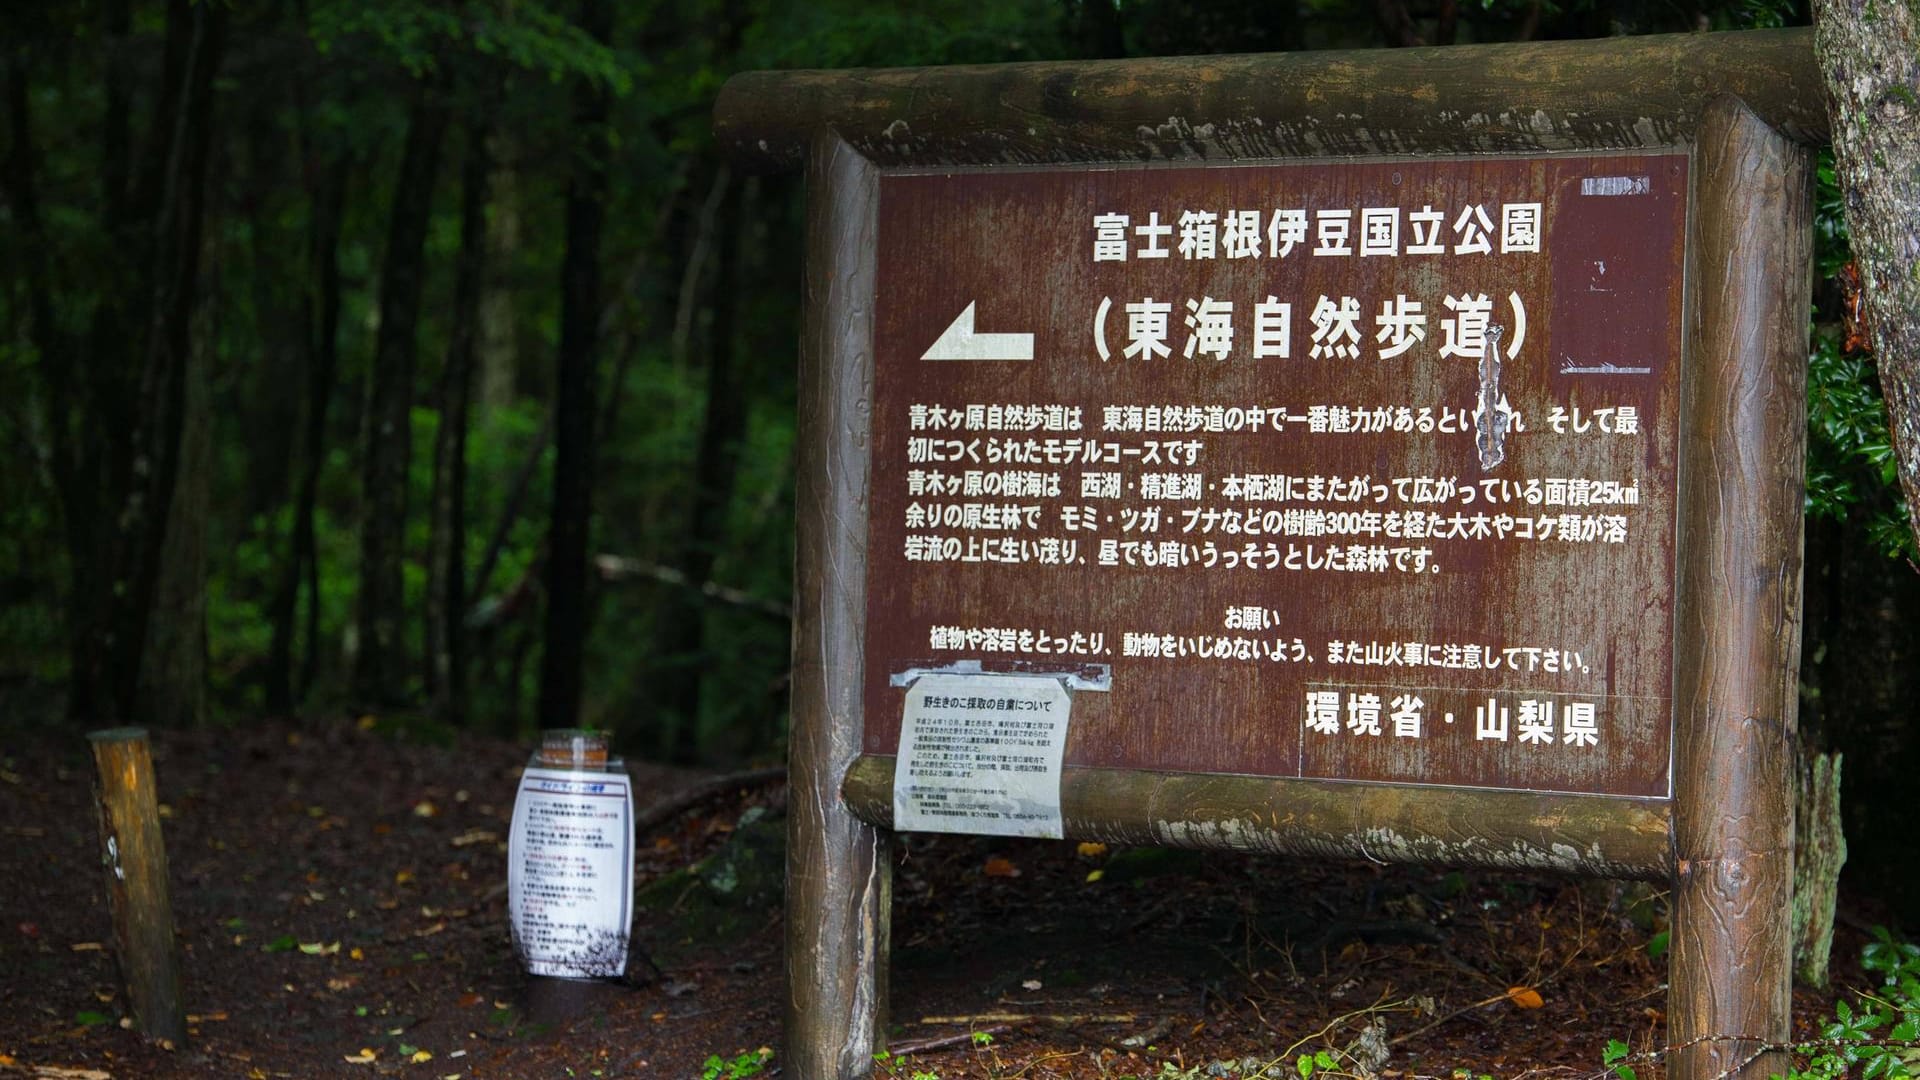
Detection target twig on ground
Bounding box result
[886,1023,1011,1055]
[914,1012,1137,1027]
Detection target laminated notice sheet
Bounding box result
[893,672,1072,838]
[507,766,635,979]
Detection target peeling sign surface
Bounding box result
[862,153,1688,799]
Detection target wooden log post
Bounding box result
[88,727,187,1044]
[785,132,891,1080]
[1668,95,1812,1080]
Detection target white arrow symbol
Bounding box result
[920,301,1034,361]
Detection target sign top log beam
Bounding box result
[715,28,1827,171]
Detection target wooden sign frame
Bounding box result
[714,28,1826,1080]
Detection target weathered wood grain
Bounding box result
[785,134,891,1080]
[89,727,187,1044]
[716,29,1826,171]
[1668,95,1811,1080]
[842,755,1671,880]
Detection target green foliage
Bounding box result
[742,1,1066,70]
[701,1048,772,1080]
[1601,929,1920,1080]
[1778,927,1920,1080]
[1295,1049,1339,1078]
[307,0,633,90]
[1805,152,1916,561]
[1602,1039,1638,1080]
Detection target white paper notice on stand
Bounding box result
[507,766,635,979]
[893,672,1072,839]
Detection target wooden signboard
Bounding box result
[716,27,1826,1080]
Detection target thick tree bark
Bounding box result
[266,153,349,714]
[1814,0,1920,552]
[353,92,449,706]
[427,123,491,725]
[538,0,614,730]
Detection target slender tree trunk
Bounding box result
[239,98,305,523]
[655,181,751,761]
[138,291,213,729]
[427,123,491,725]
[1813,0,1920,553]
[1074,0,1126,58]
[266,154,349,714]
[353,91,448,707]
[3,60,90,718]
[537,0,614,731]
[479,131,520,417]
[109,0,226,727]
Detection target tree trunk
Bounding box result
[427,122,491,725]
[1813,0,1920,552]
[266,153,349,714]
[109,0,226,727]
[655,179,751,762]
[353,91,449,707]
[137,295,212,729]
[479,131,520,417]
[537,0,614,731]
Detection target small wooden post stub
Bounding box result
[89,727,187,1044]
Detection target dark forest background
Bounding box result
[2,0,1916,918]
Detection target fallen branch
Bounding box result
[632,765,786,836]
[886,1024,1011,1055]
[592,554,791,622]
[916,1012,1131,1026]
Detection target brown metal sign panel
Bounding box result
[864,153,1686,798]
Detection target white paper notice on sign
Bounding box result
[893,672,1072,839]
[507,766,635,979]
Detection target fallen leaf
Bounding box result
[344,1048,377,1064]
[1506,986,1545,1009]
[350,947,366,961]
[415,922,447,938]
[186,1011,228,1022]
[983,855,1021,878]
[412,800,438,818]
[1021,978,1043,990]
[261,935,297,953]
[357,715,378,731]
[457,992,484,1008]
[394,869,415,886]
[69,942,105,952]
[1077,841,1109,858]
[1086,869,1105,883]
[409,1050,433,1064]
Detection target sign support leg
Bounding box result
[787,134,891,1080]
[1670,95,1812,1080]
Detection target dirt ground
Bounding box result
[0,711,1888,1079]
